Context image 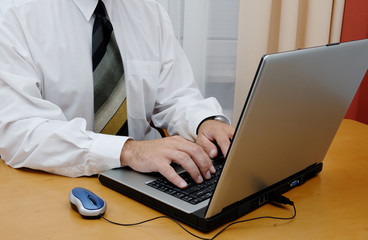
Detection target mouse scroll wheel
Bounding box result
[88,194,97,206]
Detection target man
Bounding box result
[0,0,234,188]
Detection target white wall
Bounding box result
[156,0,239,122]
[206,0,239,121]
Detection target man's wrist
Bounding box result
[120,139,134,167]
[196,115,228,135]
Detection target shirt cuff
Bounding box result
[88,132,131,172]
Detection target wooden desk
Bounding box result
[1,119,368,239]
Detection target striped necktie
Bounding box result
[92,0,128,136]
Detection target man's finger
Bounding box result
[197,134,218,159]
[197,120,235,159]
[171,136,214,180]
[157,163,188,189]
[215,135,231,157]
[172,150,204,183]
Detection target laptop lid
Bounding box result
[206,39,368,217]
[99,39,368,230]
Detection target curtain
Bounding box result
[233,0,346,125]
[341,0,368,124]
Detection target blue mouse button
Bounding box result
[69,187,106,219]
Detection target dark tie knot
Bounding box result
[95,1,107,18]
[92,0,113,39]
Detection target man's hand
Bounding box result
[196,119,235,159]
[120,136,216,189]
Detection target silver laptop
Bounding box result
[99,39,368,232]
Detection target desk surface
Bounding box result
[1,119,368,240]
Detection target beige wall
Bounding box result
[233,0,345,125]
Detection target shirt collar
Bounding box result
[72,0,99,21]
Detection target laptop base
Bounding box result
[99,162,322,232]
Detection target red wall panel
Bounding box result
[341,0,368,124]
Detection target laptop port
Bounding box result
[258,195,268,206]
[289,179,300,187]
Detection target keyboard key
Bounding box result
[181,195,194,203]
[173,192,185,199]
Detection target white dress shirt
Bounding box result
[0,0,227,177]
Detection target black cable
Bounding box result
[101,215,209,240]
[209,204,296,240]
[101,196,296,240]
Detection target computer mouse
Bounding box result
[69,187,106,219]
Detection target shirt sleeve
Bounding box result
[151,6,228,141]
[0,9,125,177]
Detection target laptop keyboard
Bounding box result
[146,159,224,205]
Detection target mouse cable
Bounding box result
[101,195,296,240]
